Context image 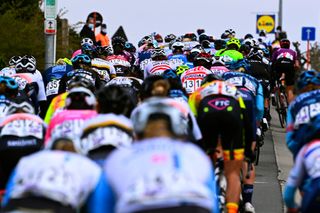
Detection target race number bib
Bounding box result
[109,59,131,67]
[46,80,60,96]
[183,79,202,94]
[12,76,28,90]
[295,103,320,128]
[81,127,132,153]
[1,120,43,139]
[51,119,84,139]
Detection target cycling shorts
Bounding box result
[238,88,257,141]
[3,196,75,213]
[274,59,295,86]
[197,95,245,161]
[0,136,43,188]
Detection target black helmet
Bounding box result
[96,85,135,117]
[112,36,126,47]
[201,74,222,85]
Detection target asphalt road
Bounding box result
[252,108,294,213]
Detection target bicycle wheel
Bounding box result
[275,90,286,128]
[254,142,260,166]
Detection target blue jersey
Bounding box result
[168,54,188,64]
[286,89,320,157]
[43,65,73,85]
[222,71,264,120]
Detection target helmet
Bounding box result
[6,101,35,115]
[311,72,320,86]
[244,34,254,39]
[96,85,135,117]
[71,54,91,69]
[212,56,226,66]
[65,87,96,110]
[23,55,36,66]
[226,38,241,49]
[81,38,94,46]
[297,70,317,90]
[259,30,267,37]
[184,33,197,41]
[9,56,22,66]
[171,42,184,50]
[67,75,95,92]
[199,33,210,43]
[112,36,126,47]
[194,52,213,63]
[124,42,136,53]
[176,65,190,76]
[164,34,176,43]
[162,69,179,80]
[104,45,114,55]
[81,43,95,58]
[201,74,222,85]
[15,57,36,73]
[151,48,166,59]
[224,29,236,38]
[154,34,163,43]
[243,38,254,47]
[131,98,187,137]
[56,58,72,65]
[94,45,111,57]
[280,38,290,48]
[0,76,19,98]
[214,39,226,50]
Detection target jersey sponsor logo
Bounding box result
[7,139,37,147]
[1,119,44,139]
[208,98,231,110]
[295,102,320,128]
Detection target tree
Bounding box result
[310,43,320,70]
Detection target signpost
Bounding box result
[302,27,316,69]
[44,0,57,70]
[256,14,276,34]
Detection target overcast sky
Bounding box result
[57,0,319,51]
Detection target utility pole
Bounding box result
[278,0,283,27]
[44,0,57,70]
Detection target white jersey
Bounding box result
[144,59,183,79]
[105,137,217,213]
[34,70,47,101]
[0,67,16,77]
[91,58,116,82]
[106,76,143,88]
[287,140,320,188]
[8,150,101,208]
[79,113,133,155]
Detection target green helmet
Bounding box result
[226,38,241,49]
[176,65,190,76]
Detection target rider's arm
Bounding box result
[286,105,298,155]
[255,83,264,121]
[283,148,306,209]
[86,173,115,213]
[206,169,221,213]
[1,169,17,207]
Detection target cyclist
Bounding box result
[271,38,300,103]
[168,42,188,64]
[210,56,230,77]
[215,38,243,62]
[91,45,116,83]
[144,48,183,78]
[180,53,213,95]
[44,86,97,148]
[162,69,188,103]
[79,85,135,166]
[107,36,133,76]
[44,75,96,124]
[103,98,220,213]
[2,150,109,213]
[185,48,202,68]
[71,37,94,58]
[189,77,254,213]
[0,100,46,190]
[286,70,320,158]
[284,139,320,213]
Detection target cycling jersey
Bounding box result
[222,71,264,121]
[286,90,320,157]
[107,54,132,76]
[180,66,213,95]
[44,64,73,102]
[79,113,133,156]
[210,66,230,77]
[45,110,97,146]
[0,113,46,189]
[2,150,109,212]
[168,54,188,64]
[284,140,320,212]
[0,67,16,77]
[104,137,219,213]
[144,59,183,79]
[215,49,243,62]
[44,92,68,124]
[91,58,116,82]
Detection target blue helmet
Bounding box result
[311,72,320,86]
[297,70,317,90]
[71,54,91,69]
[81,43,95,58]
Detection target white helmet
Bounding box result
[81,38,94,46]
[171,42,185,50]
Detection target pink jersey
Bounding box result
[180,66,213,94]
[45,110,97,144]
[71,49,82,59]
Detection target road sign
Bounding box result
[45,0,57,19]
[256,14,276,34]
[44,19,56,34]
[302,27,316,41]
